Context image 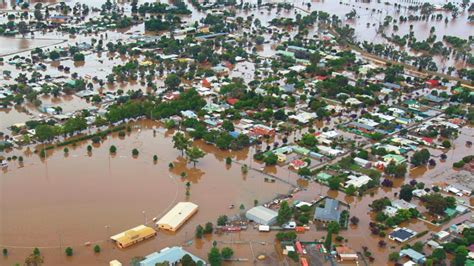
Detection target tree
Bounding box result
[328,176,340,190]
[196,225,204,239]
[173,132,191,156]
[109,145,117,154]
[2,248,7,256]
[35,124,55,141]
[204,222,213,234]
[132,148,139,156]
[344,184,356,196]
[73,53,85,61]
[263,153,278,165]
[411,149,431,166]
[49,50,60,60]
[217,215,228,226]
[327,221,340,234]
[208,247,221,266]
[186,146,206,166]
[221,120,234,132]
[65,247,73,256]
[453,245,468,266]
[442,140,451,148]
[350,216,359,225]
[221,247,234,259]
[423,193,455,215]
[297,167,311,177]
[181,254,197,266]
[277,201,292,225]
[388,252,400,261]
[93,245,101,253]
[165,73,181,90]
[432,248,446,262]
[399,185,414,202]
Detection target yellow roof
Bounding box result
[110,225,156,246]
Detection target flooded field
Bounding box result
[1,120,294,265]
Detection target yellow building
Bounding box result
[110,225,156,248]
[156,202,198,232]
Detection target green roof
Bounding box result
[383,154,407,164]
[444,208,457,217]
[316,172,332,181]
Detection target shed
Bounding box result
[246,206,278,225]
[156,202,198,231]
[399,248,426,264]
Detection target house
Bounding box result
[399,248,426,264]
[156,202,198,232]
[389,227,416,242]
[347,122,374,132]
[290,159,307,170]
[289,111,317,124]
[345,175,371,188]
[110,225,157,248]
[317,145,343,156]
[383,154,407,165]
[181,110,197,119]
[246,206,278,225]
[314,198,341,223]
[316,172,332,184]
[250,124,275,137]
[434,230,450,242]
[345,97,362,106]
[392,199,416,210]
[139,246,206,266]
[335,246,358,261]
[354,157,372,168]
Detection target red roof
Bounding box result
[426,79,439,87]
[227,98,238,105]
[295,241,304,254]
[202,79,211,88]
[315,75,327,81]
[421,137,433,144]
[291,160,306,167]
[300,258,309,266]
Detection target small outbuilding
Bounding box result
[246,206,278,225]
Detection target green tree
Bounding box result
[93,245,101,253]
[165,73,181,90]
[221,247,234,259]
[277,201,292,225]
[327,221,340,234]
[35,124,55,141]
[186,146,206,166]
[263,153,278,165]
[432,248,446,262]
[195,225,204,239]
[388,252,400,261]
[207,247,221,266]
[399,184,414,202]
[181,254,197,266]
[132,148,139,156]
[109,145,117,154]
[65,247,73,256]
[344,185,356,195]
[328,176,340,190]
[172,132,191,156]
[217,215,228,226]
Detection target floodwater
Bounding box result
[1,120,293,265]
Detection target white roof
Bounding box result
[156,202,198,228]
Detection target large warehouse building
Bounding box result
[156,202,198,231]
[245,206,278,225]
